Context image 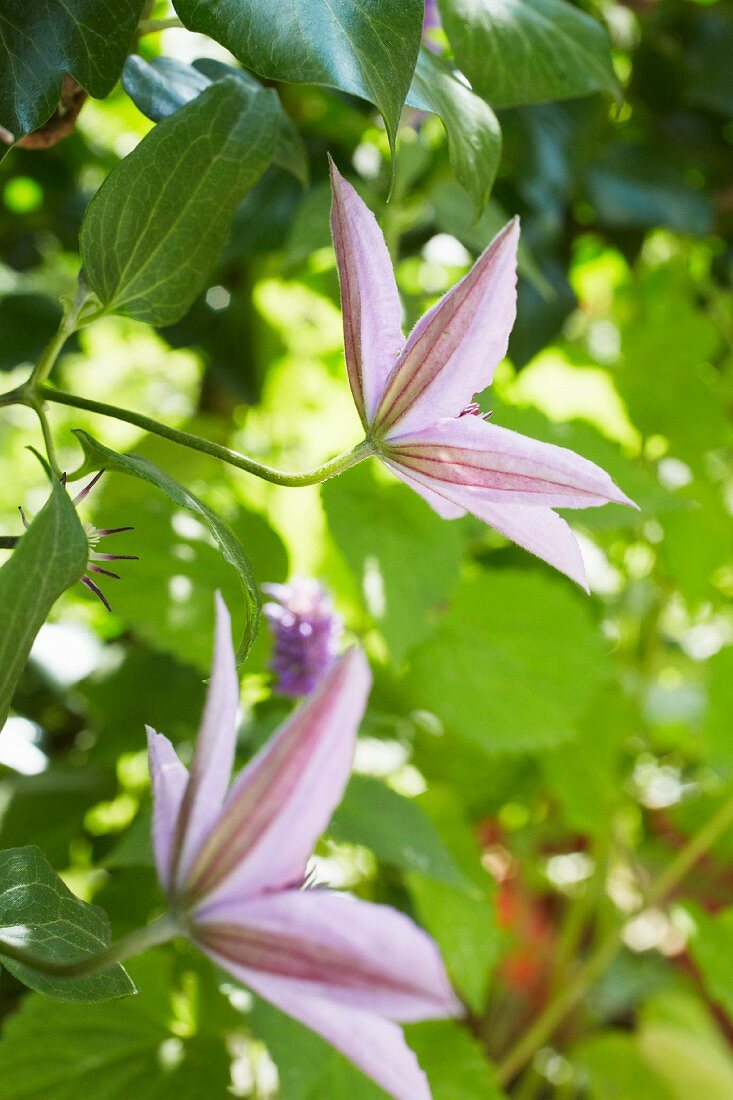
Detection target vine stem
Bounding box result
[0,913,178,979]
[138,17,185,33]
[38,386,375,486]
[496,790,733,1087]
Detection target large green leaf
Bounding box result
[122,55,309,187]
[172,0,424,151]
[0,474,87,729]
[330,774,470,888]
[80,77,278,325]
[0,0,143,142]
[404,1022,507,1100]
[574,1032,674,1100]
[403,570,610,752]
[0,845,133,1002]
[0,954,232,1096]
[72,431,259,662]
[685,904,733,1020]
[407,48,501,213]
[323,464,463,665]
[438,0,618,107]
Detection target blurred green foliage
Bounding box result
[0,0,732,1097]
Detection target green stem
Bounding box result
[29,281,92,388]
[30,400,62,477]
[0,913,177,979]
[496,790,733,1087]
[39,386,374,486]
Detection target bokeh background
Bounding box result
[1,1,732,1096]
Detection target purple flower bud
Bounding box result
[263,579,343,697]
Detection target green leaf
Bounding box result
[323,464,463,665]
[703,645,733,772]
[330,774,470,888]
[122,55,309,187]
[80,77,278,325]
[404,1021,507,1100]
[574,1032,674,1100]
[407,872,498,1013]
[0,474,87,729]
[0,845,134,1002]
[0,0,142,143]
[638,991,733,1100]
[684,903,733,1021]
[403,570,610,752]
[438,0,619,107]
[172,0,424,151]
[0,953,232,1096]
[407,49,501,213]
[72,430,260,662]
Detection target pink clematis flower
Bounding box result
[329,159,635,589]
[147,595,458,1099]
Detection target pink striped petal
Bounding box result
[386,415,635,509]
[386,459,466,518]
[330,158,405,427]
[385,459,589,587]
[170,592,240,890]
[194,889,459,1021]
[146,727,188,893]
[182,648,371,904]
[373,219,519,435]
[204,963,432,1100]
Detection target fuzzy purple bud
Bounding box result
[263,579,343,697]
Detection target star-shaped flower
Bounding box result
[329,159,635,589]
[147,595,458,1099]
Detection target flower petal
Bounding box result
[170,592,239,890]
[387,415,636,509]
[203,961,432,1100]
[329,157,405,427]
[373,219,519,435]
[146,727,188,893]
[183,647,371,904]
[386,458,589,587]
[195,889,459,1021]
[386,459,466,518]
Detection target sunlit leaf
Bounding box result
[80,77,278,325]
[0,845,133,1002]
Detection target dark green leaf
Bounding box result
[80,77,278,325]
[0,953,232,1096]
[0,0,143,143]
[330,774,470,888]
[172,0,424,151]
[403,570,610,752]
[72,430,259,662]
[407,49,501,213]
[122,55,309,186]
[438,0,618,106]
[0,845,133,1002]
[0,474,87,729]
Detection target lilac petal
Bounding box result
[194,889,459,1021]
[170,592,240,891]
[203,962,432,1100]
[81,574,112,611]
[182,648,371,904]
[386,461,589,587]
[387,415,636,509]
[373,219,519,436]
[386,460,465,519]
[146,727,189,892]
[329,157,405,427]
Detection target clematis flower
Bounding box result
[18,469,137,610]
[147,595,458,1100]
[329,159,635,589]
[263,577,343,696]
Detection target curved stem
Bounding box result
[496,790,733,1087]
[39,386,374,486]
[0,913,177,979]
[30,401,62,477]
[29,281,92,388]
